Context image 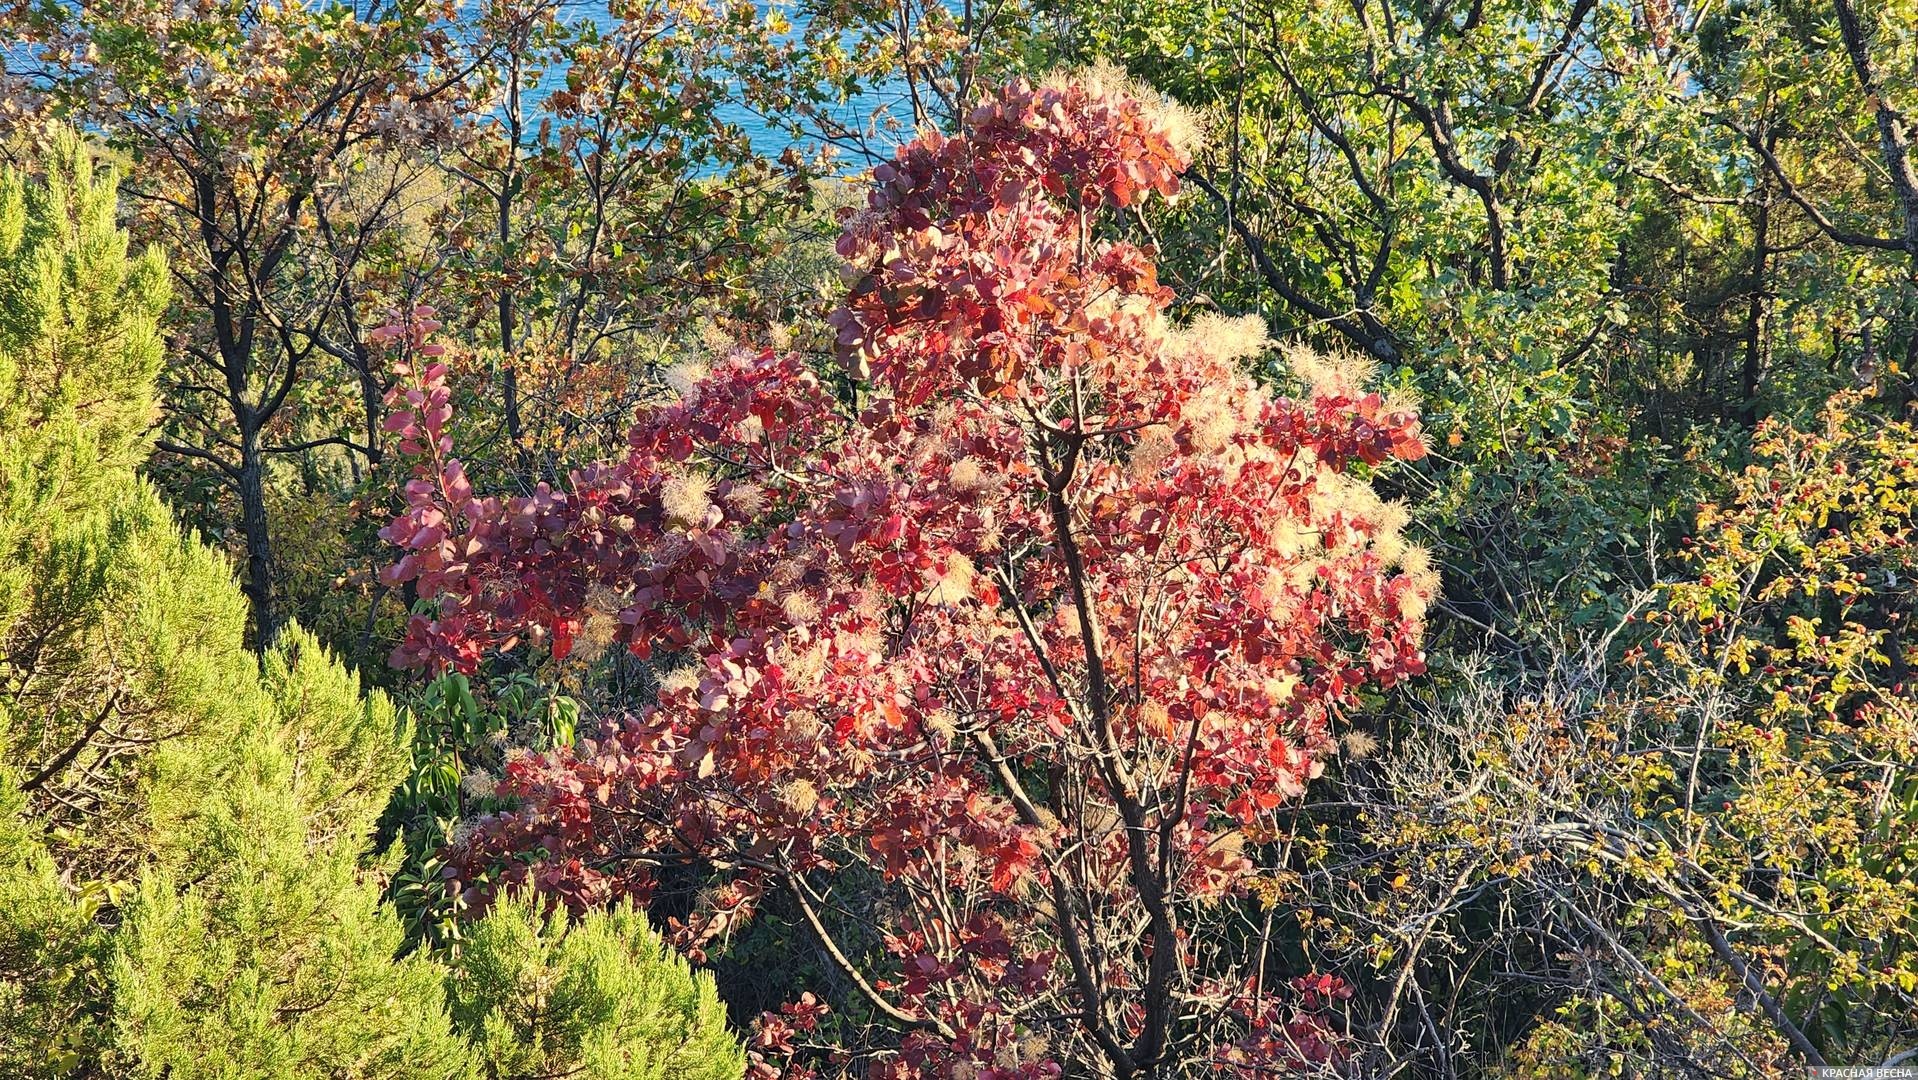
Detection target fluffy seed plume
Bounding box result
[1182,312,1271,365]
[927,551,978,604]
[777,778,820,814]
[1140,699,1177,738]
[663,359,709,401]
[661,471,714,529]
[1280,343,1379,398]
[779,590,821,626]
[1130,427,1177,479]
[949,456,989,494]
[1341,730,1380,760]
[723,481,767,517]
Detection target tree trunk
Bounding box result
[498,165,531,483]
[1741,179,1771,426]
[237,426,280,650]
[354,339,384,470]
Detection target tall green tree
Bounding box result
[3,0,468,649]
[0,132,743,1080]
[0,125,472,1080]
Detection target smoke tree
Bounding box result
[380,71,1435,1077]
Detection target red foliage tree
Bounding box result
[379,71,1434,1078]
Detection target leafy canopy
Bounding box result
[380,71,1434,1076]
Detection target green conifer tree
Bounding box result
[0,126,262,1076]
[0,126,473,1080]
[0,129,743,1080]
[446,893,746,1080]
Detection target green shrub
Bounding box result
[448,893,744,1080]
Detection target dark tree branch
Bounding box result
[1184,170,1402,361]
[154,438,241,478]
[1831,0,1918,255]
